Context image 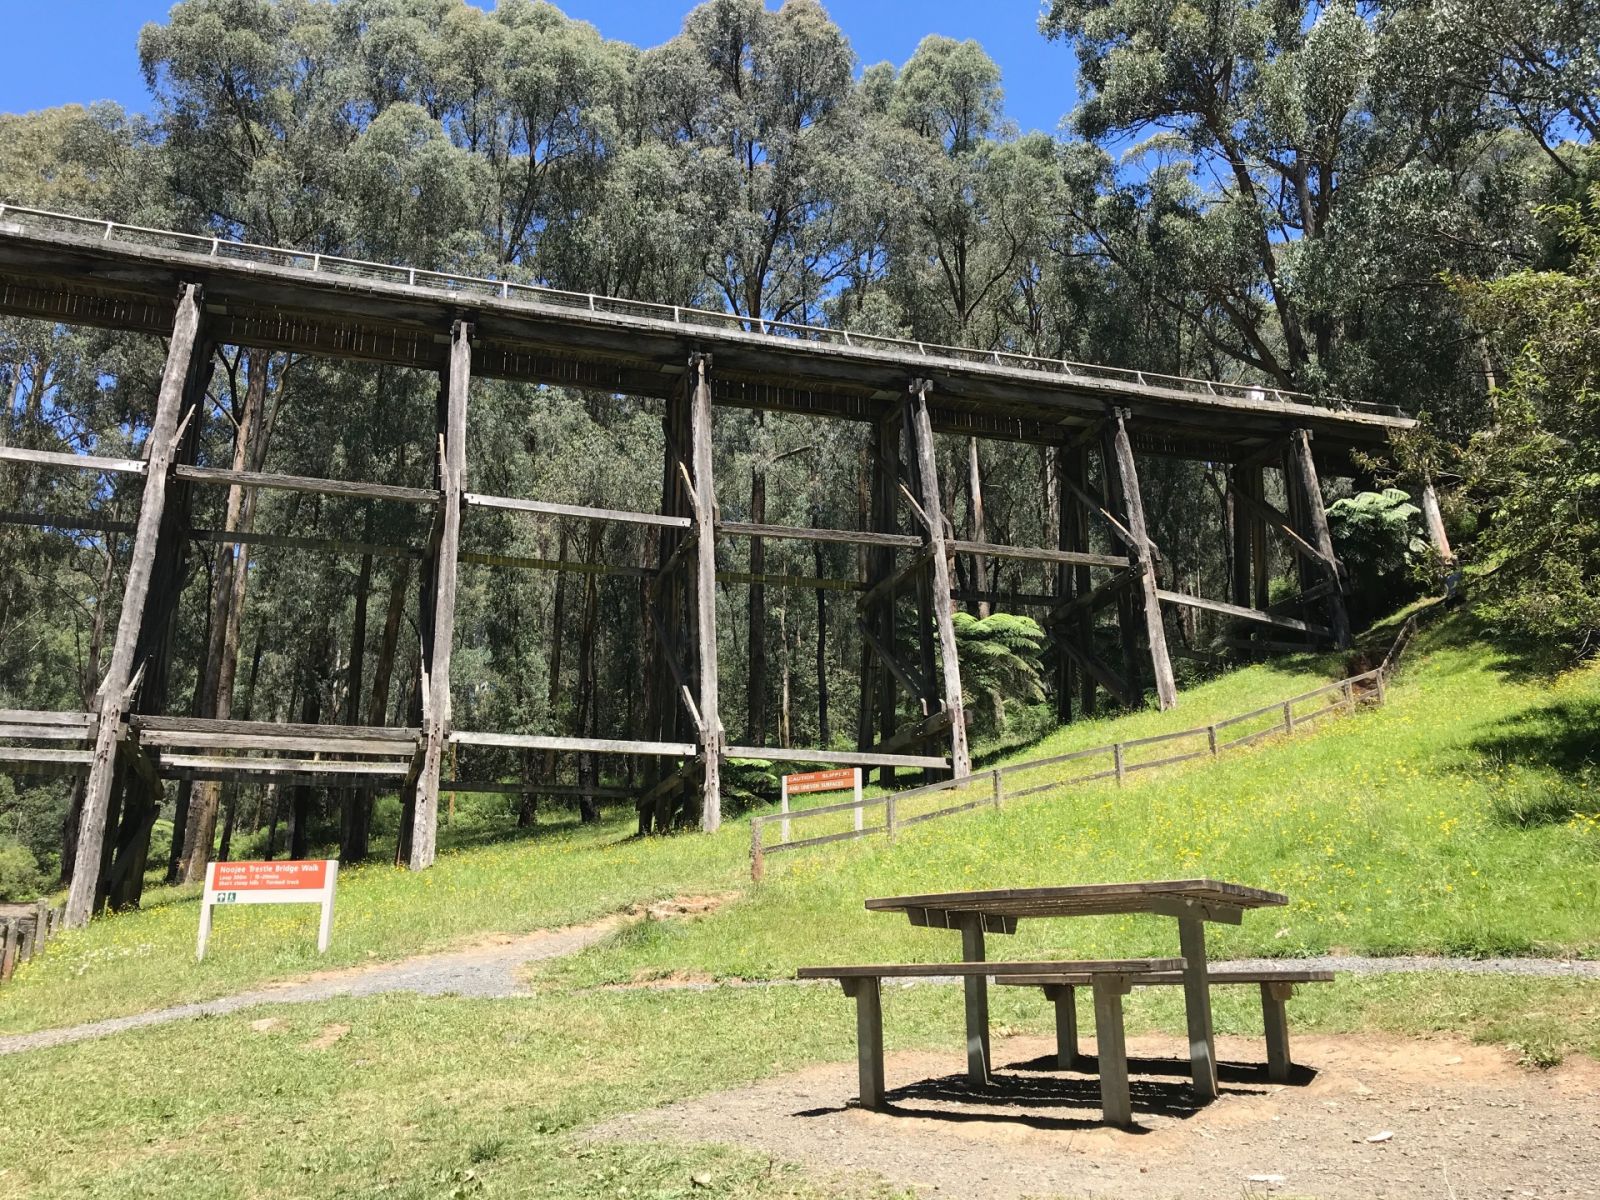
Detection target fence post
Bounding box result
[886,794,898,841]
[1283,702,1295,734]
[1113,744,1125,786]
[36,899,50,950]
[1341,679,1354,710]
[1206,725,1218,756]
[1376,671,1388,706]
[992,769,1004,809]
[0,919,15,981]
[780,774,791,843]
[853,768,863,832]
[750,818,765,883]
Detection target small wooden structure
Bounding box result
[0,206,1420,927]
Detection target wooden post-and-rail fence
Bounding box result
[0,900,67,985]
[750,615,1421,881]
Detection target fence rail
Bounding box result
[750,616,1420,880]
[0,900,65,984]
[0,202,1405,418]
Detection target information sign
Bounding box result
[196,859,339,960]
[779,766,863,839]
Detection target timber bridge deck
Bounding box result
[0,205,1417,927]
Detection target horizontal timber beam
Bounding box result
[441,780,635,799]
[129,716,420,743]
[1156,589,1331,637]
[0,445,147,475]
[947,539,1129,570]
[159,754,408,777]
[465,492,690,530]
[723,745,949,770]
[173,465,441,505]
[450,731,697,757]
[717,520,921,549]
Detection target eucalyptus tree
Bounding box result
[1039,0,1528,412]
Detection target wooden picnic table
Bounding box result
[864,879,1287,1101]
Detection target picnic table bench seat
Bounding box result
[997,966,1334,1083]
[799,958,1184,1128]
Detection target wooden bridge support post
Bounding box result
[1105,408,1178,711]
[1287,429,1351,649]
[66,283,206,928]
[689,353,723,832]
[1060,443,1096,719]
[410,320,471,870]
[857,406,905,785]
[105,334,215,911]
[1419,479,1455,567]
[907,380,971,778]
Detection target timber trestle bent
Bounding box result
[0,209,1421,927]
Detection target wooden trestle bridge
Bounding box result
[0,206,1416,927]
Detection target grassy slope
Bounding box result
[3,610,1596,1039]
[551,610,1600,986]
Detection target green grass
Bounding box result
[0,808,750,1036]
[551,611,1600,988]
[1,973,1595,1198]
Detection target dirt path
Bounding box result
[589,1032,1600,1199]
[0,895,726,1058]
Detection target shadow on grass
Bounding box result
[1466,693,1600,827]
[1419,605,1573,683]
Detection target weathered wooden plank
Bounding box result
[907,381,970,777]
[947,539,1129,569]
[131,716,419,742]
[413,321,472,870]
[465,491,691,530]
[1155,589,1330,636]
[856,618,928,703]
[841,976,886,1110]
[716,569,861,592]
[0,746,93,766]
[718,520,921,549]
[1092,973,1134,1127]
[0,709,94,727]
[1231,485,1335,571]
[1178,914,1218,1101]
[451,730,698,757]
[797,958,1185,979]
[1288,429,1351,648]
[66,283,204,929]
[159,754,408,776]
[439,780,635,799]
[175,464,440,505]
[1262,981,1295,1082]
[136,730,415,756]
[1107,409,1177,710]
[0,724,91,741]
[723,745,948,770]
[689,355,723,832]
[0,445,147,476]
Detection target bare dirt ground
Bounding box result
[588,1032,1600,1199]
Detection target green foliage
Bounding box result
[1452,178,1600,661]
[951,611,1046,732]
[0,838,44,902]
[1327,489,1425,627]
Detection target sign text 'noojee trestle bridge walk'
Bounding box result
[196,860,339,960]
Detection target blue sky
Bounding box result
[0,1,1078,136]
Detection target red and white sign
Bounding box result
[197,858,339,960]
[780,766,863,838]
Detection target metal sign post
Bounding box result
[196,859,339,961]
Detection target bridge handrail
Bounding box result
[0,203,1405,420]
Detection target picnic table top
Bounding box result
[864,879,1287,921]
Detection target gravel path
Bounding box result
[0,917,620,1058]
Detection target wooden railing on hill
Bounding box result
[0,900,66,985]
[750,615,1420,880]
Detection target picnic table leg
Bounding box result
[841,978,885,1110]
[1177,916,1219,1101]
[957,914,991,1087]
[1261,981,1295,1083]
[1091,973,1134,1128]
[1043,984,1078,1070]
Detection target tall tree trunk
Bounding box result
[181,349,275,882]
[813,529,829,747]
[746,462,767,744]
[967,437,990,617]
[779,604,792,748]
[574,527,601,823]
[531,525,568,824]
[288,662,322,861]
[340,540,374,861]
